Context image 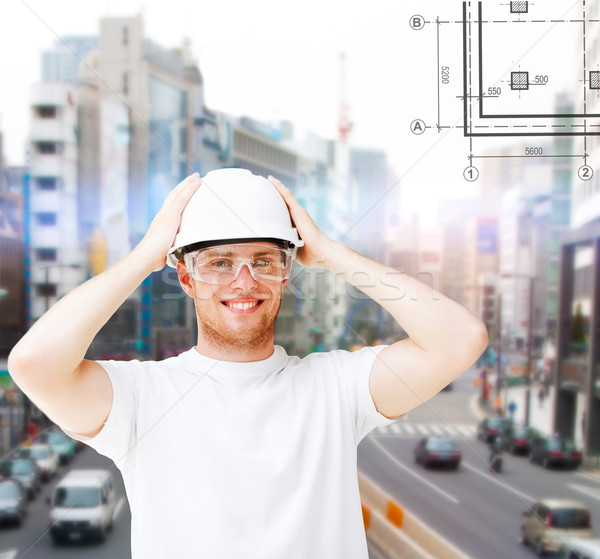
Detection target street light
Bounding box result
[501,273,536,427]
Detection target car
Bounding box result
[414,437,462,469]
[0,459,42,500]
[477,416,513,443]
[39,430,77,465]
[15,444,59,481]
[521,499,593,556]
[529,436,583,469]
[499,425,543,455]
[48,469,117,544]
[556,538,600,559]
[0,479,28,527]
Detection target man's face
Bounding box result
[177,242,289,355]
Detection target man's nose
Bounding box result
[229,263,259,288]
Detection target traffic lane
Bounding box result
[464,437,600,529]
[360,434,543,559]
[361,433,600,558]
[0,447,131,559]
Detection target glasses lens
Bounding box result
[186,244,291,285]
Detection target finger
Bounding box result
[162,173,201,211]
[268,175,293,199]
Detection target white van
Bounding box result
[48,469,117,544]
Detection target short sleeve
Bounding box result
[330,346,396,442]
[65,359,139,472]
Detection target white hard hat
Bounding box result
[167,168,303,267]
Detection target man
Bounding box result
[9,169,487,558]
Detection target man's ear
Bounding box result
[176,261,196,298]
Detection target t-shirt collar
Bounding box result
[178,345,288,378]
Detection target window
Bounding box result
[123,72,129,95]
[549,231,561,254]
[36,142,58,155]
[123,26,129,45]
[36,105,57,118]
[548,261,559,285]
[36,283,57,297]
[35,213,57,226]
[36,177,58,190]
[551,200,571,225]
[553,169,571,194]
[35,248,57,262]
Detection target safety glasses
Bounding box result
[184,243,293,285]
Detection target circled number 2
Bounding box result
[578,165,593,181]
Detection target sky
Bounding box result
[0,0,581,224]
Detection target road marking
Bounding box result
[0,550,18,559]
[460,461,536,503]
[403,423,416,435]
[441,424,457,436]
[368,437,461,505]
[567,483,600,502]
[373,422,477,439]
[113,496,126,521]
[389,423,401,435]
[456,425,475,437]
[430,424,444,435]
[575,471,600,485]
[416,424,430,435]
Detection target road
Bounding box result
[0,447,131,559]
[359,367,600,558]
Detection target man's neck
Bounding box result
[194,338,275,363]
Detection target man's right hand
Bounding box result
[134,173,201,271]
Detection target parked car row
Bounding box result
[0,479,28,526]
[473,417,594,555]
[0,427,81,529]
[477,417,583,470]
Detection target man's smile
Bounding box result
[221,299,263,312]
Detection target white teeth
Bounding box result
[226,301,258,310]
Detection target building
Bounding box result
[27,82,86,325]
[554,0,600,455]
[437,198,482,307]
[41,37,98,85]
[0,125,25,355]
[0,192,24,356]
[25,16,358,361]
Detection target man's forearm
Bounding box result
[9,247,155,383]
[325,242,485,356]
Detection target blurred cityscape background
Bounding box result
[0,2,599,557]
[0,5,598,465]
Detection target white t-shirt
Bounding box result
[71,345,394,559]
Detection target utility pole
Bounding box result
[501,273,536,427]
[524,277,534,427]
[495,294,502,400]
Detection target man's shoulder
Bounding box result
[96,348,194,375]
[284,345,385,371]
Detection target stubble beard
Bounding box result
[195,298,281,354]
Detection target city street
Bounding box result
[0,447,131,558]
[359,367,600,559]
